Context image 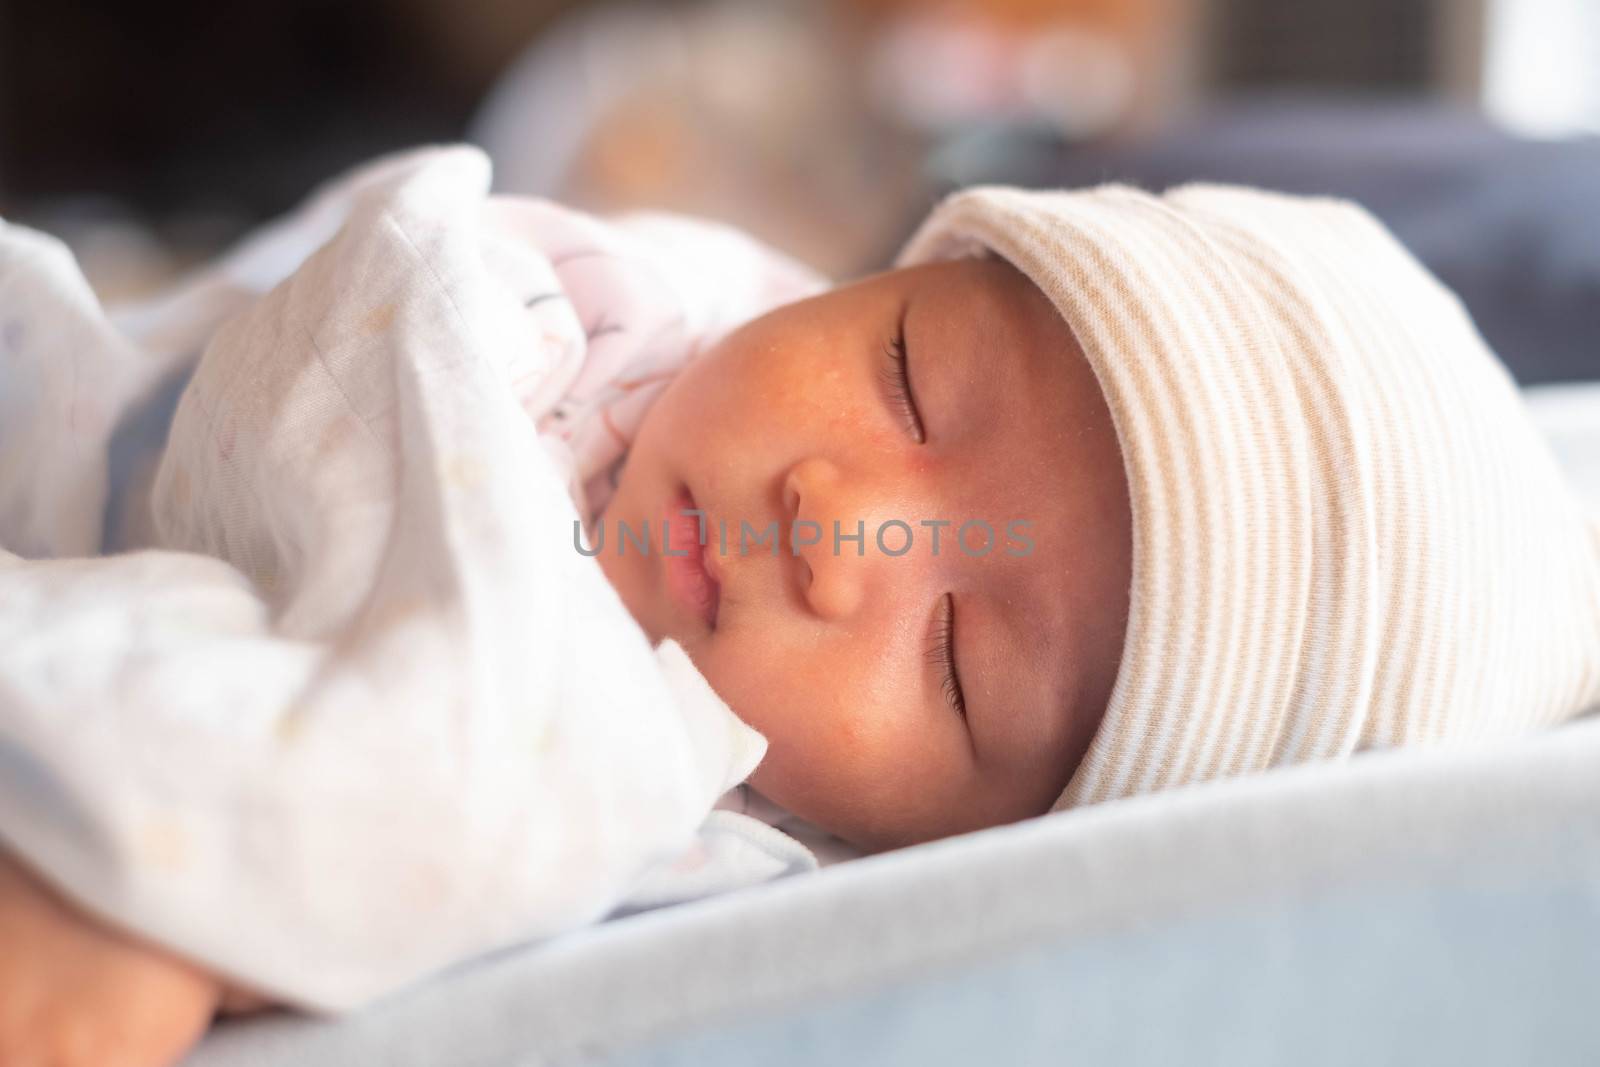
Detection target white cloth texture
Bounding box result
[898,183,1600,811]
[0,144,828,1011]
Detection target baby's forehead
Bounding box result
[832,254,1052,323]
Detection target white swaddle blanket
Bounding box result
[0,145,828,1010]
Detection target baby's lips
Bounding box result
[701,532,724,584]
[664,485,720,628]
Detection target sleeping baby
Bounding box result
[2,144,1598,1066]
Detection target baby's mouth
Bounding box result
[663,484,721,630]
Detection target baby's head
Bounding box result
[599,183,1600,852]
[597,253,1133,851]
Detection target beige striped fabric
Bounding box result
[896,183,1600,810]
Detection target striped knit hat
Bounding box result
[896,183,1600,811]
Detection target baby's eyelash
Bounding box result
[925,593,968,719]
[877,325,926,444]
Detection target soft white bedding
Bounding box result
[0,146,827,1011]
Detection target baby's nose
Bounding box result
[783,457,873,620]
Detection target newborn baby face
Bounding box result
[597,257,1132,850]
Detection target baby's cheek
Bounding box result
[746,659,887,773]
[807,684,912,790]
[742,664,943,846]
[731,341,862,438]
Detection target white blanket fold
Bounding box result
[0,146,825,1010]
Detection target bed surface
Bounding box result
[185,708,1600,1067]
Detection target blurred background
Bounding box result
[2,0,1596,381]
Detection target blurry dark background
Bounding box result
[1,0,564,226]
[1,0,1596,380]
